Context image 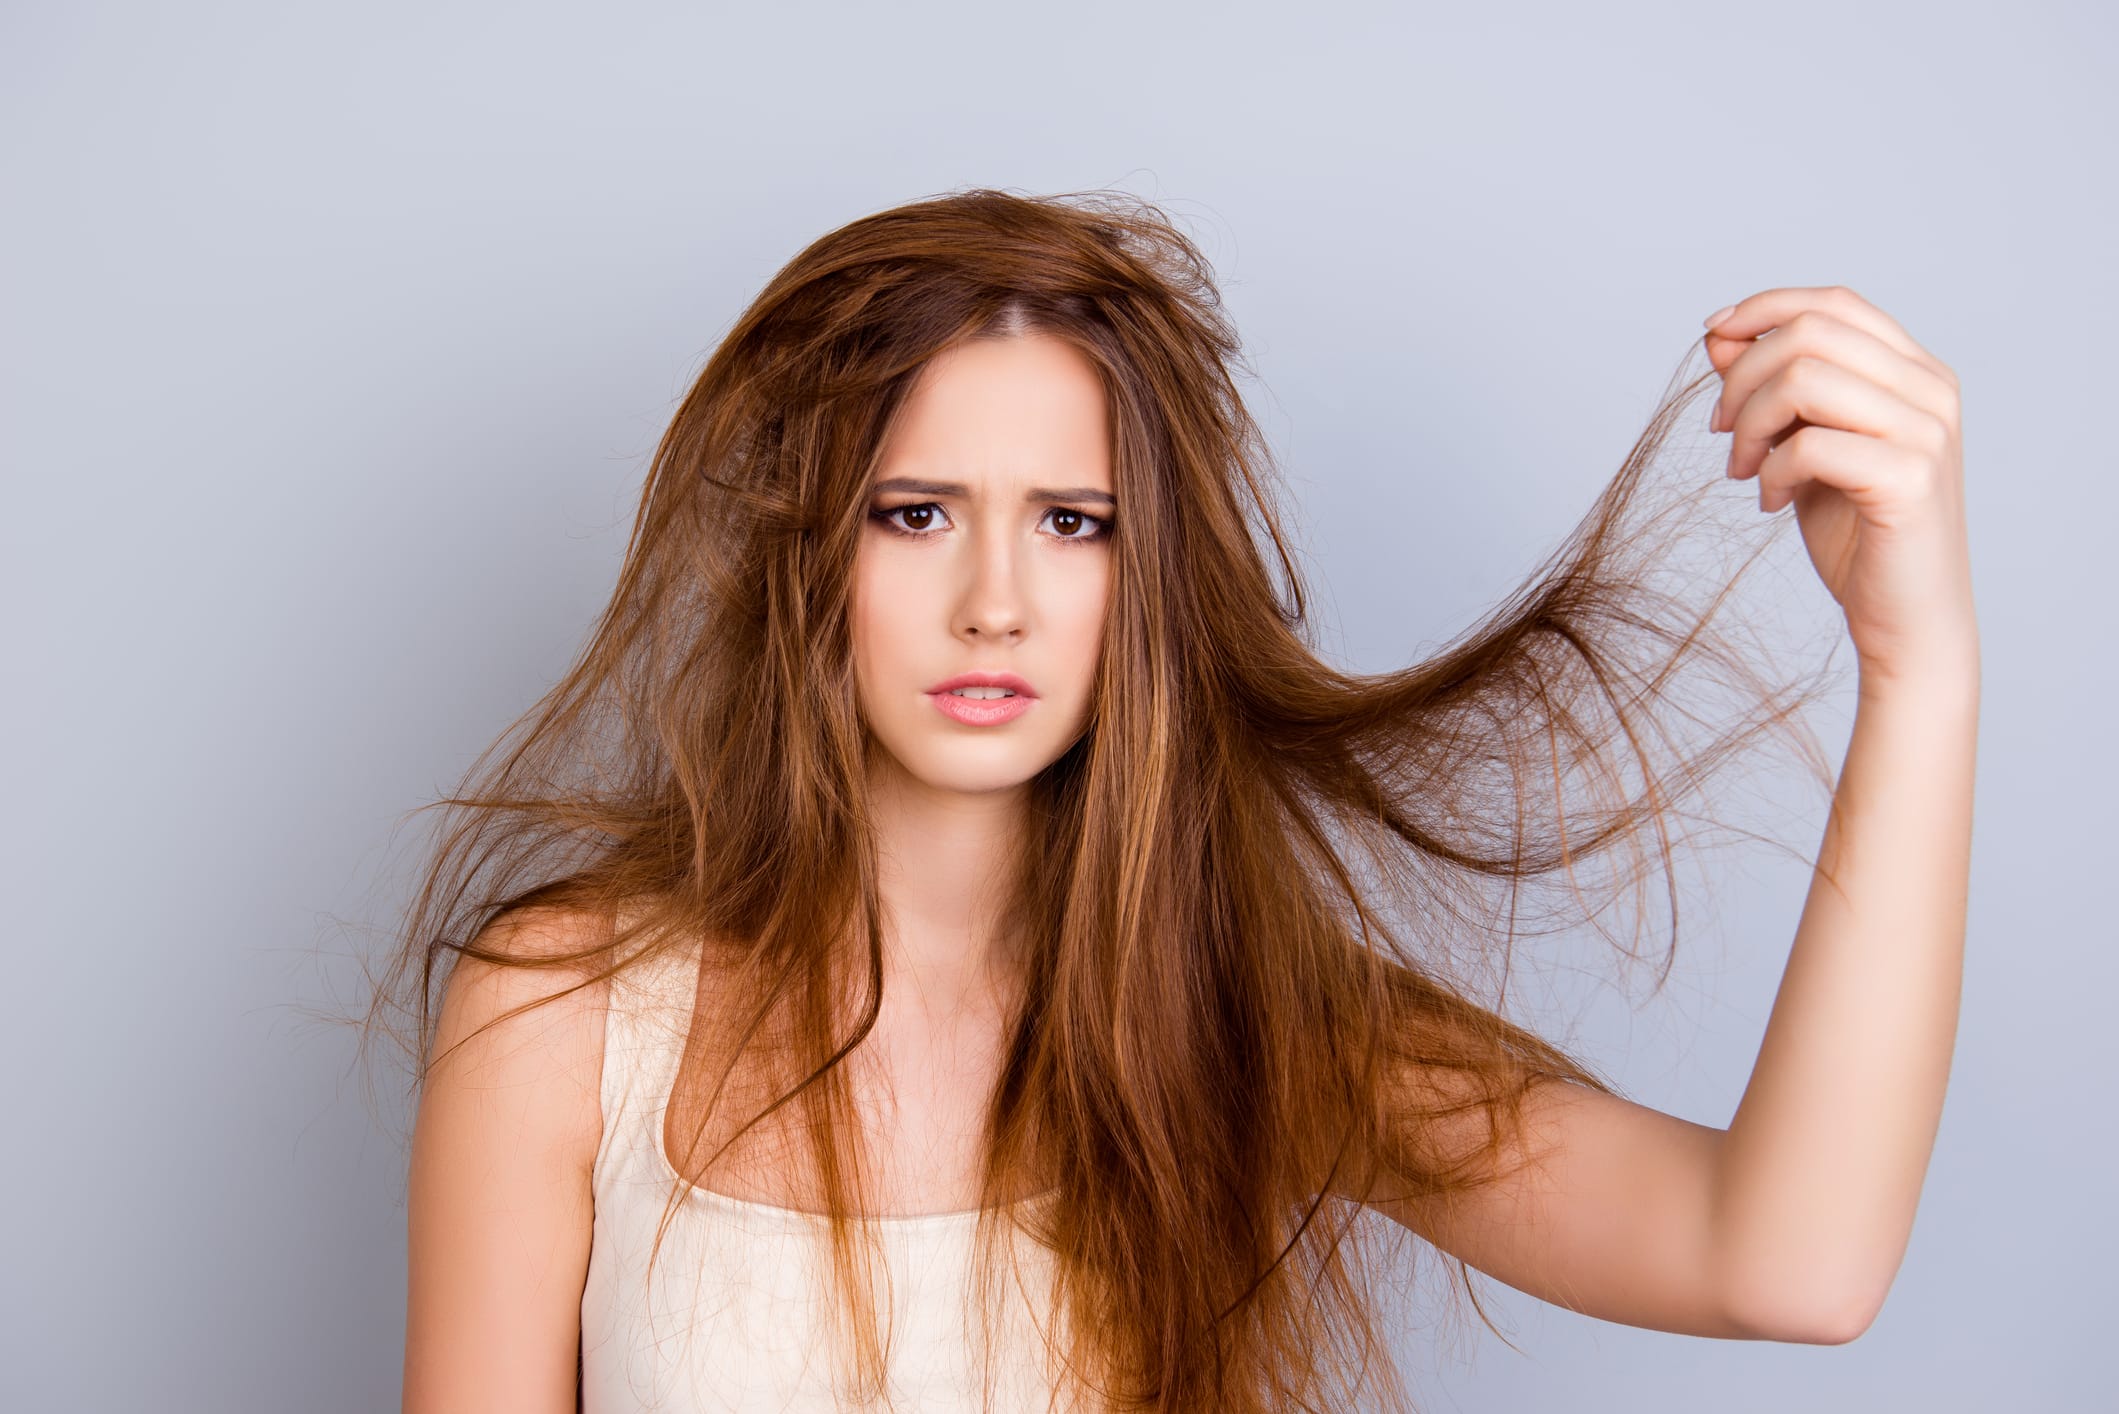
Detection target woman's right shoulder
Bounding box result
[425,904,620,1173]
[425,902,712,1131]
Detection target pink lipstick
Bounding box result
[926,671,1037,726]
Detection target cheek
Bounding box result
[852,621,884,680]
[849,557,893,684]
[1057,572,1111,685]
[850,552,931,692]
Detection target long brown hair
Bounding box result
[357,186,1835,1410]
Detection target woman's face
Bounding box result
[851,332,1115,799]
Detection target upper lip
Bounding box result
[927,671,1038,698]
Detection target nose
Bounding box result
[954,521,1028,643]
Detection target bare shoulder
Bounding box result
[403,904,617,1413]
[427,905,615,1166]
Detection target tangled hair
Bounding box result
[356,187,1837,1410]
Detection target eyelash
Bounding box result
[866,501,1114,544]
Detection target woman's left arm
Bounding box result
[1364,289,1975,1346]
[1703,285,1979,1341]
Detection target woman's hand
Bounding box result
[1702,286,1975,688]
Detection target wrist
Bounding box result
[1855,651,1981,714]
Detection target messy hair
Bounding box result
[358,186,1833,1410]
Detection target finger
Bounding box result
[1752,422,1926,516]
[1708,309,1958,434]
[1704,286,1952,385]
[1726,356,1944,486]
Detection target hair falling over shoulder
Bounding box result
[355,186,1839,1412]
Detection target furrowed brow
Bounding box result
[871,476,1116,510]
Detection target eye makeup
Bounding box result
[866,500,1114,543]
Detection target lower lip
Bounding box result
[928,690,1034,725]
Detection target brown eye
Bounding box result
[870,501,949,536]
[1038,506,1109,542]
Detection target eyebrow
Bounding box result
[870,476,1116,510]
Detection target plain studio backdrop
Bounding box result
[3,2,2108,1410]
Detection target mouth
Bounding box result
[925,672,1037,725]
[926,672,1037,699]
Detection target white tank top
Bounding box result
[579,943,1073,1412]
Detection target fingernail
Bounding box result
[1702,305,1736,330]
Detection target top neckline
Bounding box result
[627,940,1058,1232]
[678,1173,1061,1231]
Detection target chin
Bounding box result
[891,750,1047,797]
[868,724,1066,798]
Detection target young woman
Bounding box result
[383,188,1977,1412]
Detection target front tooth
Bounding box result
[951,687,1015,699]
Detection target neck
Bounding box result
[863,752,1029,1026]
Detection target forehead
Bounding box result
[875,333,1112,491]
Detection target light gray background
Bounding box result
[5,2,2109,1410]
